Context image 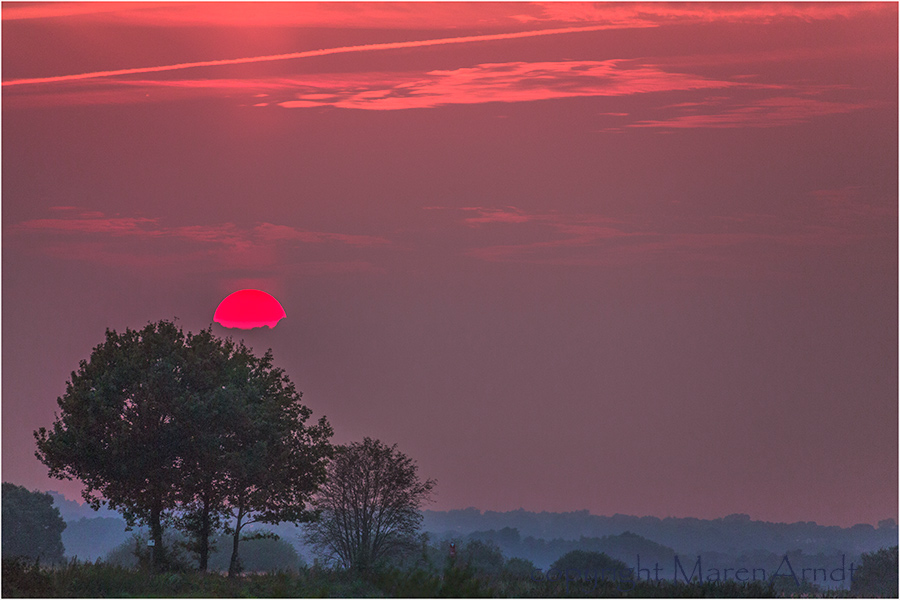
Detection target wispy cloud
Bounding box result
[432,195,895,272]
[7,2,890,89]
[14,216,160,235]
[1,25,617,88]
[521,2,891,26]
[1,2,549,27]
[7,57,875,131]
[628,95,877,129]
[12,211,389,244]
[7,210,392,274]
[6,60,744,110]
[5,2,888,29]
[276,60,740,111]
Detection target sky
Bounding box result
[2,1,897,528]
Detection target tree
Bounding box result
[34,320,333,573]
[458,539,505,575]
[169,330,331,575]
[213,346,332,577]
[34,321,189,570]
[504,556,538,578]
[1,483,66,563]
[851,546,898,597]
[304,437,436,573]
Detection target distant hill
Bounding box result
[44,488,896,590]
[422,508,898,556]
[421,509,899,589]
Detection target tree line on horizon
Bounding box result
[4,500,898,599]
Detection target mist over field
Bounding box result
[47,490,896,591]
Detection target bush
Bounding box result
[549,549,632,587]
[852,546,899,598]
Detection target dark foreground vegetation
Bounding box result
[0,556,780,598]
[4,548,897,598]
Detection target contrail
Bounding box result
[3,24,613,87]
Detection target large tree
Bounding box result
[304,437,436,573]
[1,483,66,563]
[34,320,332,573]
[35,321,189,569]
[210,346,333,577]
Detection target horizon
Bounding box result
[40,487,898,530]
[3,2,897,530]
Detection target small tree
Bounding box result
[305,437,436,573]
[1,483,66,563]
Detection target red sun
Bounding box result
[214,289,286,329]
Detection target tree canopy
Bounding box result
[304,437,436,573]
[851,545,899,597]
[550,549,630,576]
[34,320,332,573]
[1,483,67,563]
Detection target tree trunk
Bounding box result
[228,525,241,577]
[197,499,210,572]
[150,502,165,572]
[228,504,244,578]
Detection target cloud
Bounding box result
[459,207,536,226]
[274,60,740,111]
[1,25,618,88]
[521,2,892,26]
[433,199,894,272]
[5,60,742,109]
[8,58,875,132]
[628,95,876,129]
[1,2,549,28]
[7,211,393,274]
[11,216,159,235]
[11,212,390,244]
[5,2,888,29]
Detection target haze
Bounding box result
[2,2,896,528]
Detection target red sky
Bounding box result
[2,2,897,527]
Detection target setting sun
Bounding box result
[213,289,286,329]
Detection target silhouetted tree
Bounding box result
[852,546,899,597]
[34,321,190,570]
[1,483,66,563]
[172,332,332,576]
[215,348,332,577]
[34,320,332,573]
[459,539,505,575]
[304,437,436,573]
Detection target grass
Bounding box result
[2,557,867,598]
